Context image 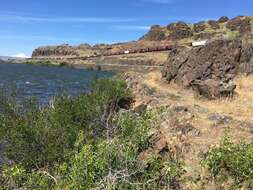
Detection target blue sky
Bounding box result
[0,0,253,57]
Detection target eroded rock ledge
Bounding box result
[32,16,253,59]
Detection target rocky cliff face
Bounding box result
[162,39,253,99]
[32,44,111,58]
[32,16,253,59]
[32,44,78,58]
[142,16,253,41]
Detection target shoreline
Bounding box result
[5,57,165,73]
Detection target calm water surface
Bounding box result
[0,63,114,103]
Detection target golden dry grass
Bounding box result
[143,71,253,122]
[129,71,253,189]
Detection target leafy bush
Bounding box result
[0,77,185,189]
[55,110,185,190]
[203,136,253,189]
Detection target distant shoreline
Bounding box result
[4,55,164,73]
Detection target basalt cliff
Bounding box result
[32,16,253,59]
[31,16,253,99]
[28,16,253,189]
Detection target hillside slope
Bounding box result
[32,16,253,60]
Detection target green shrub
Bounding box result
[0,77,185,189]
[59,61,68,67]
[202,136,253,189]
[56,110,158,189]
[0,77,129,188]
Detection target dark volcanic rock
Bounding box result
[208,113,233,125]
[218,16,229,23]
[193,32,218,40]
[167,22,193,40]
[208,20,220,29]
[163,39,246,99]
[143,25,166,41]
[193,21,207,33]
[192,79,236,99]
[32,44,79,58]
[226,16,251,34]
[239,44,253,73]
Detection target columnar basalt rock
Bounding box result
[193,21,207,33]
[226,16,252,34]
[218,16,229,23]
[32,45,79,58]
[207,20,220,29]
[167,22,193,40]
[143,25,166,41]
[32,16,253,66]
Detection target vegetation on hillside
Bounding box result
[1,76,253,189]
[0,77,185,189]
[203,136,253,189]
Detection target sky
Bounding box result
[0,0,253,57]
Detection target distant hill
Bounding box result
[0,56,13,61]
[0,56,27,63]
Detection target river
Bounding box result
[0,63,114,104]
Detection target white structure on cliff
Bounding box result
[192,40,207,47]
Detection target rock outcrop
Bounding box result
[207,20,220,29]
[218,16,229,23]
[226,16,252,34]
[32,16,253,59]
[167,22,193,40]
[142,16,253,41]
[143,25,166,41]
[193,21,207,33]
[162,39,253,99]
[32,44,79,58]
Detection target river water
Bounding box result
[0,63,114,104]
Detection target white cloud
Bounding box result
[112,25,150,31]
[141,0,174,4]
[0,14,142,23]
[0,35,56,41]
[13,53,30,58]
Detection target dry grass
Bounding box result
[144,71,253,122]
[199,75,253,121]
[129,71,253,189]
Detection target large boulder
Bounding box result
[191,79,236,99]
[163,39,246,99]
